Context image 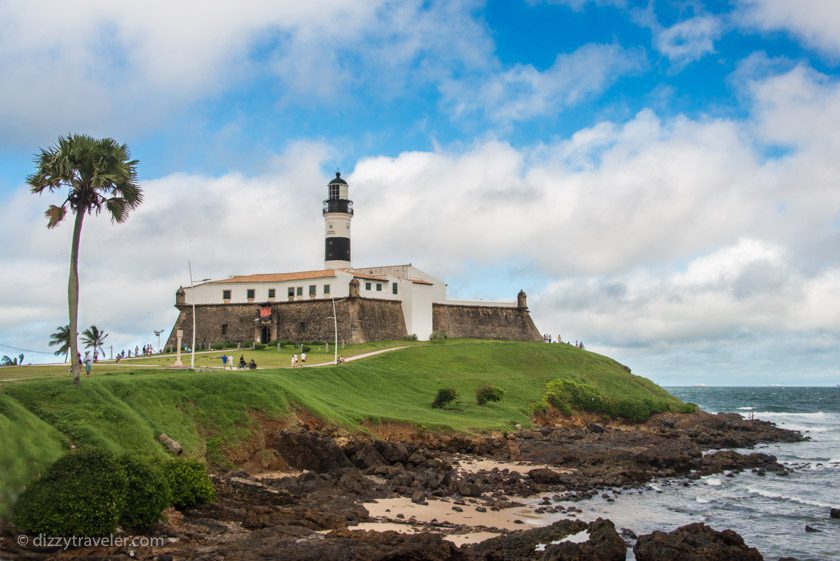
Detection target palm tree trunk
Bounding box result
[68,209,85,385]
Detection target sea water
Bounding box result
[569,387,839,561]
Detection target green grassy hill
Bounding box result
[0,340,687,517]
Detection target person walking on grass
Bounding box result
[301,352,306,367]
[221,354,228,369]
[291,353,298,368]
[84,353,92,377]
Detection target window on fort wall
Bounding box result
[247,289,255,300]
[221,324,228,336]
[288,287,294,297]
[324,284,331,295]
[268,288,275,298]
[376,283,382,291]
[222,289,231,301]
[365,282,371,290]
[296,287,303,296]
[309,285,316,297]
[392,283,398,295]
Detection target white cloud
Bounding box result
[441,43,646,123]
[0,0,494,146]
[653,15,723,66]
[738,0,840,58]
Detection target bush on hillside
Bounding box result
[432,388,458,409]
[541,379,692,422]
[163,458,215,510]
[253,343,266,351]
[403,334,418,341]
[13,448,128,537]
[429,331,448,343]
[119,455,172,530]
[476,384,505,405]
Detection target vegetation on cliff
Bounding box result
[0,340,688,516]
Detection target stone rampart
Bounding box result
[165,297,407,350]
[432,303,542,341]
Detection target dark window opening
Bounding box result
[324,284,331,295]
[221,324,228,336]
[309,285,316,297]
[365,282,371,290]
[222,289,231,300]
[392,283,398,295]
[376,283,382,292]
[268,288,275,298]
[288,287,295,297]
[247,289,255,299]
[296,286,303,296]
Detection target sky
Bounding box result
[1,0,839,386]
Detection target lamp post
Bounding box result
[154,330,164,353]
[188,261,211,369]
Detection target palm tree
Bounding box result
[29,135,142,385]
[81,325,109,357]
[49,324,72,360]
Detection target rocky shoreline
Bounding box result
[0,411,811,560]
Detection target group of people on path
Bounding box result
[290,352,307,368]
[221,354,257,370]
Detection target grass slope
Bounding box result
[0,340,685,517]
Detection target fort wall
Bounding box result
[431,303,542,341]
[165,297,407,349]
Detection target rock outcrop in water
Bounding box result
[633,522,763,561]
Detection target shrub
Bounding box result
[253,343,266,351]
[163,458,215,510]
[476,384,505,405]
[429,331,448,343]
[403,334,418,341]
[13,448,128,537]
[119,455,172,530]
[432,388,458,408]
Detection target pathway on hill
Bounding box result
[305,345,411,368]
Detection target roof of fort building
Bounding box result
[214,270,339,284]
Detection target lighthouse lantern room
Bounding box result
[323,172,353,269]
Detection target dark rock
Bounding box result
[620,527,637,539]
[804,525,820,533]
[269,431,352,473]
[463,518,624,561]
[528,468,567,485]
[588,423,606,433]
[634,523,762,561]
[830,508,840,519]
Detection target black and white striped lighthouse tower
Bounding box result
[323,172,353,269]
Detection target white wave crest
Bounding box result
[746,487,834,509]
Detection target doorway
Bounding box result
[260,326,270,344]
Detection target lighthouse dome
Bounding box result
[328,172,347,185]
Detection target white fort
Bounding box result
[181,173,520,341]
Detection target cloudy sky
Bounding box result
[1,0,839,385]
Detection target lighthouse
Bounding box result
[323,172,353,269]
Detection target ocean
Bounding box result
[566,387,839,561]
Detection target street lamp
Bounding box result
[188,260,211,369]
[154,330,164,353]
